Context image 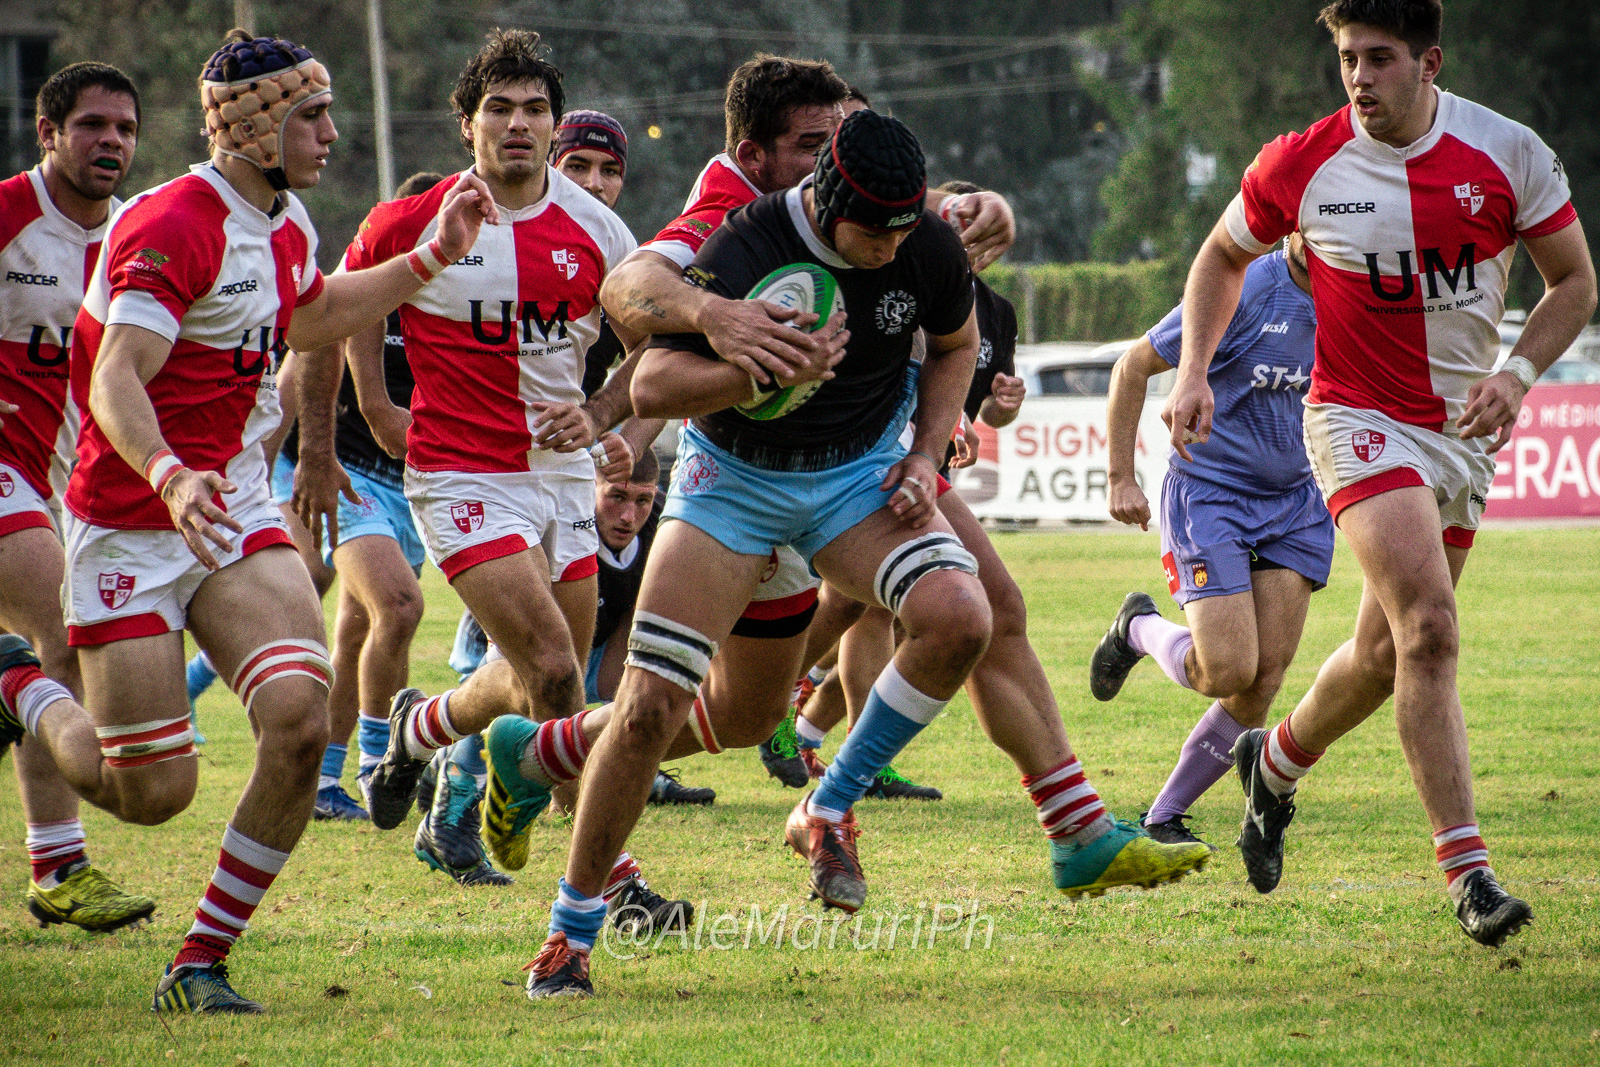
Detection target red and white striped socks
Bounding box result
[1257,718,1321,797]
[26,819,87,887]
[0,664,73,735]
[1023,758,1111,845]
[519,710,595,786]
[174,825,289,969]
[602,851,641,901]
[1434,824,1490,887]
[402,692,464,759]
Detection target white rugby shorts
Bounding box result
[63,485,293,646]
[1302,402,1495,546]
[405,461,599,582]
[0,462,58,540]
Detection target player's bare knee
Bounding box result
[1195,648,1258,699]
[1396,604,1459,666]
[614,685,685,750]
[905,578,992,672]
[256,691,331,770]
[535,662,583,716]
[113,765,198,825]
[371,584,424,639]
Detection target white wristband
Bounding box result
[144,449,185,497]
[1501,355,1538,392]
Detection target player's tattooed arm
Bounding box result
[347,320,410,459]
[1106,337,1170,531]
[601,248,826,388]
[292,342,360,551]
[1460,219,1596,450]
[1164,217,1260,461]
[90,322,243,571]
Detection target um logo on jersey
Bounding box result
[1364,243,1477,303]
[468,300,571,345]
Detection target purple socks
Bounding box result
[1128,612,1195,689]
[1145,701,1247,825]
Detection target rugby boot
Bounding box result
[607,876,693,937]
[153,962,265,1015]
[1452,868,1533,947]
[1053,819,1210,899]
[313,782,370,822]
[1088,592,1159,701]
[0,634,42,758]
[414,763,513,887]
[524,932,593,1000]
[759,710,810,788]
[1140,811,1215,851]
[415,749,445,814]
[482,714,553,871]
[785,793,867,912]
[1233,729,1296,893]
[648,769,715,806]
[863,765,942,800]
[28,859,156,932]
[366,688,430,830]
[799,746,827,780]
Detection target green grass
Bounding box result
[1,528,1597,1066]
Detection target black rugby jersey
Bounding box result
[651,180,973,471]
[335,309,413,488]
[593,492,663,649]
[944,277,1018,473]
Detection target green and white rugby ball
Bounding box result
[736,263,844,421]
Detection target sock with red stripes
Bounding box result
[1434,823,1490,889]
[1127,613,1195,690]
[601,851,641,901]
[173,825,289,969]
[517,710,595,786]
[26,819,87,888]
[402,691,464,760]
[1,664,74,735]
[1257,718,1322,797]
[1023,758,1112,846]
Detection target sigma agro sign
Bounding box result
[1487,383,1600,518]
[950,397,1169,522]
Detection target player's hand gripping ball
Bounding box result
[736,263,844,421]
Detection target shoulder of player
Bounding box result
[1251,107,1357,180]
[548,172,636,249]
[0,171,45,248]
[1435,90,1550,168]
[105,175,228,266]
[359,178,452,244]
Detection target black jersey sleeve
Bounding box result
[918,215,977,337]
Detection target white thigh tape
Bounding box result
[873,533,978,615]
[626,611,717,695]
[231,639,333,711]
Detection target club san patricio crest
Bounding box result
[875,290,916,335]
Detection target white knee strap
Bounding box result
[626,612,717,695]
[96,715,196,768]
[230,639,333,712]
[873,533,978,615]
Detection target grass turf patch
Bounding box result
[0,528,1595,1065]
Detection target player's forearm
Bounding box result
[295,343,343,462]
[977,396,1018,429]
[89,324,177,475]
[631,348,753,418]
[1178,224,1253,381]
[1107,354,1154,482]
[288,257,423,353]
[600,252,707,337]
[910,343,980,461]
[584,342,645,431]
[618,417,666,461]
[1510,268,1598,377]
[346,321,394,417]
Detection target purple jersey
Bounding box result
[1147,249,1317,495]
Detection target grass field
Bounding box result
[1,527,1596,1066]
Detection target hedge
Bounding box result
[983,260,1188,344]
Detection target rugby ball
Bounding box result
[736,263,844,421]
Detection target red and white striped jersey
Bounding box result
[0,168,107,500]
[1224,89,1576,431]
[344,167,636,474]
[641,153,763,269]
[66,163,324,529]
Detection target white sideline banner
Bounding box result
[948,397,1170,524]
